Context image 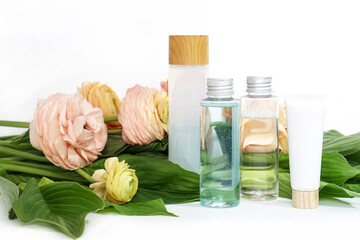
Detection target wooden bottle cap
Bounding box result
[292,189,319,209]
[169,35,209,65]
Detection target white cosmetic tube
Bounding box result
[285,94,326,209]
[168,35,209,173]
[169,65,208,172]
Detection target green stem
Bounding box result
[0,135,18,140]
[0,141,35,151]
[0,146,49,163]
[0,161,86,183]
[0,159,70,172]
[75,169,95,183]
[103,115,118,123]
[107,129,122,134]
[0,120,30,128]
[0,157,26,161]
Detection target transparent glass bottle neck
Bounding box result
[206,95,234,100]
[247,92,272,98]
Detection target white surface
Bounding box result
[1,0,360,239]
[286,95,326,191]
[1,198,360,240]
[169,65,208,172]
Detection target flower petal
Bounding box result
[92,169,108,182]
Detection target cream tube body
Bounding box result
[169,65,208,172]
[285,95,326,191]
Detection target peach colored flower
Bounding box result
[279,104,289,153]
[78,82,121,129]
[155,90,169,133]
[160,80,168,95]
[29,93,108,170]
[118,84,168,145]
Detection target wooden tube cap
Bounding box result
[292,189,319,209]
[169,35,209,65]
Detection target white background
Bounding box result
[1,0,360,239]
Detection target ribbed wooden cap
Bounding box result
[169,35,209,65]
[292,189,319,209]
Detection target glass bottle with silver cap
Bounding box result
[240,76,279,201]
[200,78,240,208]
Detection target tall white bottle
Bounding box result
[168,35,209,172]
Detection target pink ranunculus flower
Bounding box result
[29,93,108,170]
[118,84,168,146]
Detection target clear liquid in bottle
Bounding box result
[240,117,279,201]
[200,98,240,208]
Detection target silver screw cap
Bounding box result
[207,78,234,97]
[246,76,272,94]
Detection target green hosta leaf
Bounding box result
[84,153,199,204]
[0,176,19,212]
[345,150,360,166]
[124,135,168,154]
[4,174,40,185]
[341,183,360,193]
[100,199,177,217]
[320,182,360,198]
[279,172,360,199]
[12,179,104,239]
[279,154,290,169]
[123,155,199,204]
[135,151,168,159]
[101,134,167,157]
[323,129,344,142]
[320,152,360,185]
[101,133,128,157]
[37,176,54,186]
[17,183,25,191]
[279,152,360,185]
[323,131,360,156]
[279,173,292,199]
[18,177,54,191]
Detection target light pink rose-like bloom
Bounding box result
[30,93,108,170]
[160,80,168,95]
[118,84,168,146]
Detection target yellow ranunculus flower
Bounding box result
[78,82,121,129]
[89,157,138,204]
[155,90,169,133]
